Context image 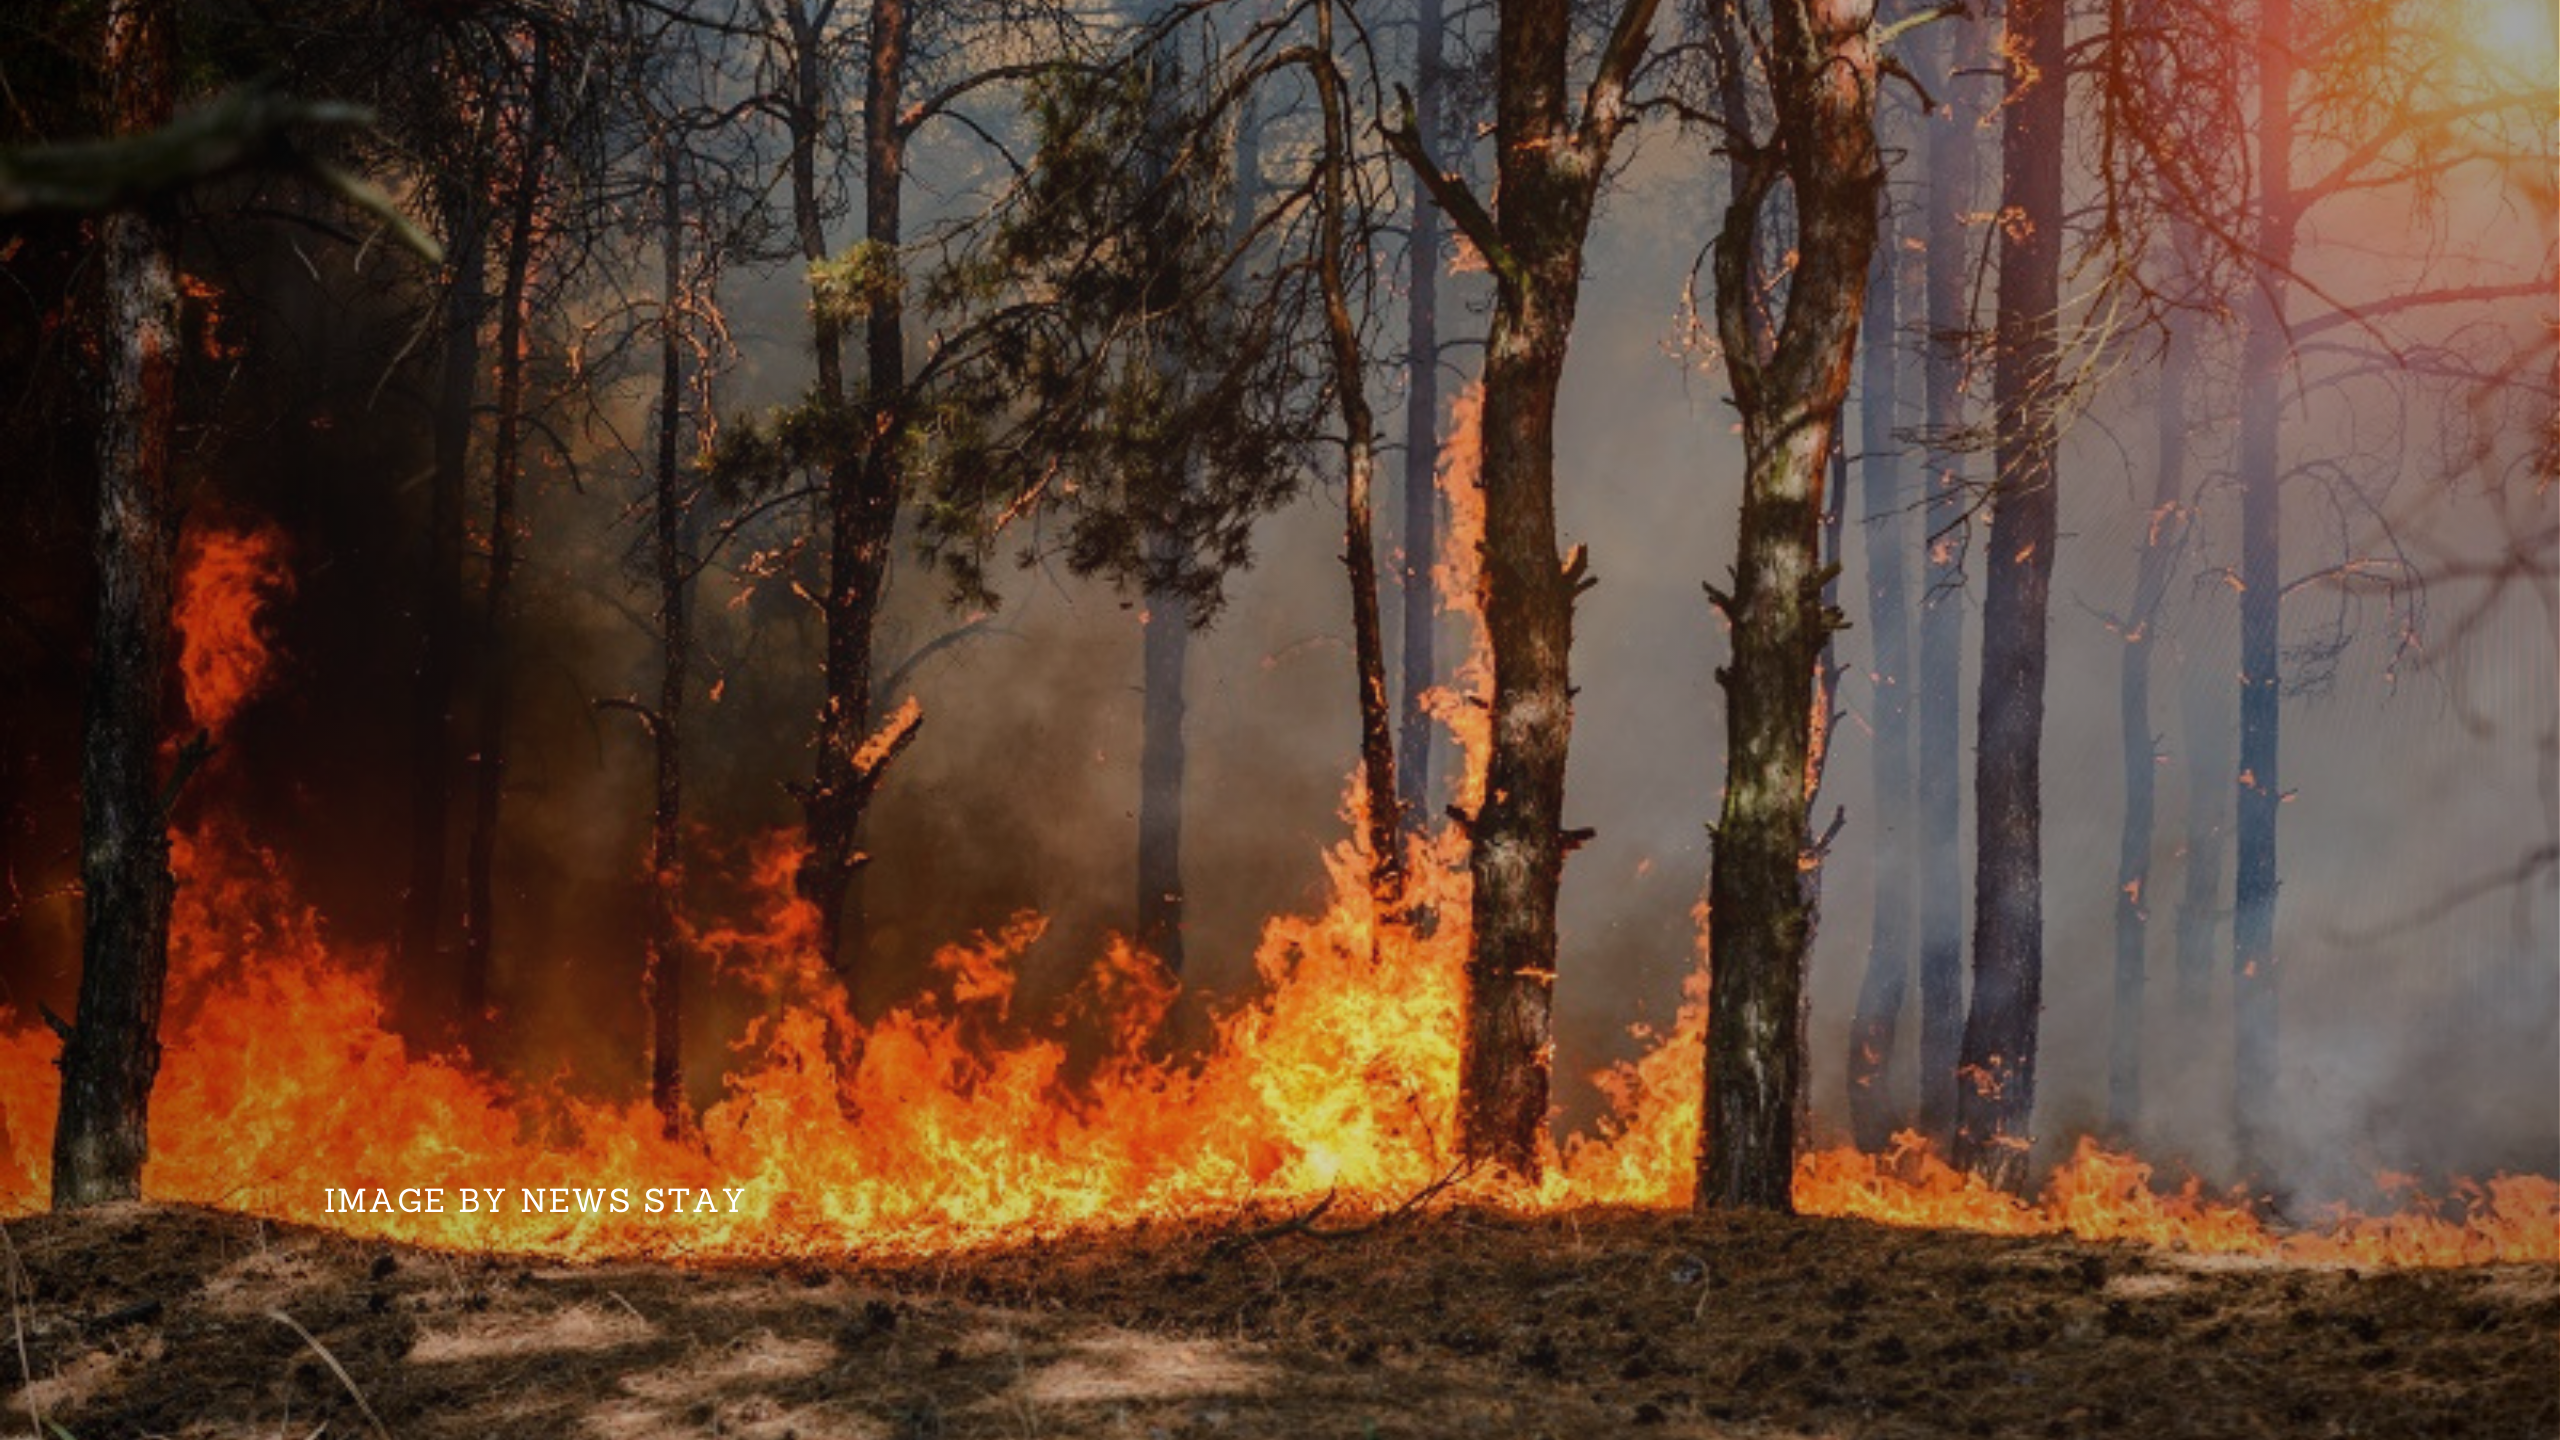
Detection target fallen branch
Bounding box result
[1208,1191,1340,1256]
[1206,1160,1479,1255]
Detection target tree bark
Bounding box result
[1953,0,2065,1192]
[460,35,550,1041]
[646,143,691,1137]
[1912,8,1981,1145]
[1383,0,1659,1177]
[792,0,912,979]
[1847,206,1915,1153]
[1699,0,1881,1213]
[2232,0,2296,1173]
[1395,0,1445,841]
[53,0,182,1210]
[1313,5,1404,922]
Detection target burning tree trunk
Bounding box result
[1912,6,1981,1146]
[1312,0,1404,923]
[460,35,552,1040]
[1394,0,1446,842]
[1697,0,1882,1214]
[1953,0,2065,1191]
[53,0,183,1210]
[2106,255,2196,1135]
[1848,211,1915,1153]
[1384,0,1661,1177]
[791,0,916,979]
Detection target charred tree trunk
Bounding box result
[1395,0,1446,840]
[54,0,182,1210]
[2106,270,2194,1135]
[1848,209,1915,1154]
[1912,9,1981,1145]
[404,150,490,995]
[2232,0,2296,1172]
[1952,0,2064,1192]
[792,0,914,979]
[1313,7,1404,920]
[1385,0,1658,1178]
[460,37,550,1041]
[1699,0,1881,1214]
[645,145,691,1137]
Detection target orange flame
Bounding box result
[174,524,292,737]
[1,804,2549,1264]
[0,513,2549,1269]
[1421,382,1491,816]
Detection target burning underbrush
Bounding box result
[5,503,2555,1273]
[0,807,2552,1269]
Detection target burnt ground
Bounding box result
[2,1201,2552,1439]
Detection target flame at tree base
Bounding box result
[0,818,2550,1267]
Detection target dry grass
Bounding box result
[0,1201,2551,1438]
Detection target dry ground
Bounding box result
[2,1201,2552,1439]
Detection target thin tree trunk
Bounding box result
[2106,273,2194,1135]
[460,36,550,1040]
[784,0,855,970]
[1313,6,1404,920]
[1395,0,1445,840]
[1848,209,1914,1153]
[1700,0,1881,1213]
[53,0,181,1210]
[1953,0,2065,1192]
[793,0,914,979]
[646,144,690,1137]
[1136,573,1190,971]
[404,148,489,998]
[1913,8,1980,1146]
[2233,0,2296,1173]
[1127,40,1229,979]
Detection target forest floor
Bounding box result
[3,1200,2553,1439]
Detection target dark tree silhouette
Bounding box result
[52,0,185,1210]
[1952,0,2065,1191]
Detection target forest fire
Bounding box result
[3,0,2552,1427]
[2,371,2548,1275]
[0,809,2550,1265]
